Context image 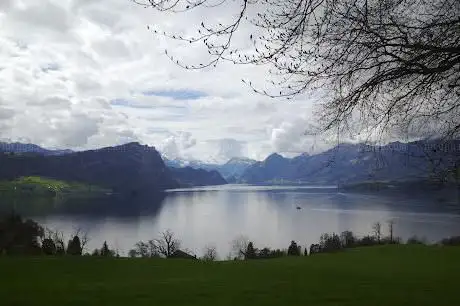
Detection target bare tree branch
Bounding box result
[155,229,181,257]
[134,0,460,141]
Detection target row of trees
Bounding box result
[226,221,400,260]
[2,214,460,259]
[309,221,401,254]
[0,213,117,257]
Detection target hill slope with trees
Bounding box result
[0,142,179,194]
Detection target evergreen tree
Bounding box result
[67,236,82,256]
[100,241,110,257]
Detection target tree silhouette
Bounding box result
[244,241,257,259]
[67,235,82,256]
[155,230,181,258]
[0,214,43,255]
[319,233,342,252]
[100,241,111,257]
[309,243,321,255]
[202,244,218,261]
[372,222,382,244]
[287,240,301,256]
[340,231,356,248]
[134,0,459,140]
[41,238,56,255]
[231,235,250,260]
[387,219,396,243]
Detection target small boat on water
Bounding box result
[296,206,301,210]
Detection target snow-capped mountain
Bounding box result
[162,156,257,180]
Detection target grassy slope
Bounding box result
[1,245,459,306]
[0,176,110,195]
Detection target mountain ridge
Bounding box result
[0,142,73,156]
[239,140,460,184]
[2,140,458,187]
[1,142,228,190]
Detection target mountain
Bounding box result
[240,154,290,183]
[168,167,227,187]
[164,156,257,180]
[218,157,257,179]
[0,142,73,155]
[163,158,218,171]
[0,142,179,194]
[240,140,460,184]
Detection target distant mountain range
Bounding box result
[169,167,227,187]
[164,157,257,181]
[239,141,459,184]
[1,140,458,190]
[0,142,73,156]
[0,142,227,193]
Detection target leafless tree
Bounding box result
[43,228,66,254]
[372,222,382,243]
[155,230,181,257]
[202,244,218,261]
[387,219,396,243]
[134,0,459,141]
[231,235,250,260]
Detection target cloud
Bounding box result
[270,118,327,155]
[0,0,12,12]
[159,132,197,159]
[2,2,76,44]
[0,107,15,120]
[215,138,246,161]
[1,107,101,149]
[0,0,325,161]
[91,37,131,58]
[28,95,71,107]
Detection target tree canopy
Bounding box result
[134,0,460,141]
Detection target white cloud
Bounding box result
[270,118,324,155]
[0,0,12,12]
[0,107,15,120]
[159,132,197,159]
[0,0,325,162]
[215,138,246,161]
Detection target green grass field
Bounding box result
[0,176,110,196]
[0,176,112,215]
[1,245,459,306]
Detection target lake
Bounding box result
[4,185,460,257]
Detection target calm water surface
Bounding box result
[26,185,460,257]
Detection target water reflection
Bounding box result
[0,192,167,218]
[1,185,459,257]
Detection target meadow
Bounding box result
[1,245,459,306]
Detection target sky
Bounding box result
[0,0,332,163]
